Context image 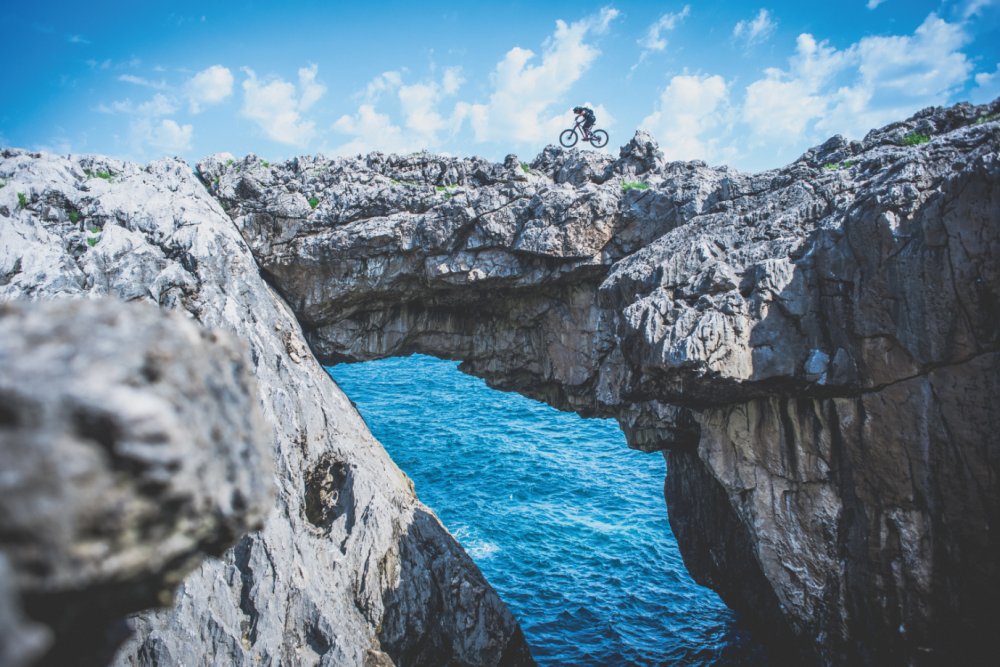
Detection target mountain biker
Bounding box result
[573,106,596,139]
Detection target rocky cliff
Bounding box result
[1,99,997,666]
[0,152,530,666]
[201,99,1000,665]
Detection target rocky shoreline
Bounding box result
[1,98,998,665]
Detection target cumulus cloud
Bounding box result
[186,65,234,113]
[970,63,1000,103]
[738,13,971,150]
[466,7,620,144]
[136,118,193,153]
[866,0,887,9]
[640,74,731,162]
[642,11,978,171]
[241,64,327,146]
[333,67,465,155]
[637,6,690,62]
[733,9,776,47]
[97,91,191,156]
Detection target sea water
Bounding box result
[328,355,768,666]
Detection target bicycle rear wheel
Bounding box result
[589,129,608,148]
[559,129,578,148]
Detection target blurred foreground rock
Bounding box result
[0,298,272,665]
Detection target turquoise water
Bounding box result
[329,355,768,666]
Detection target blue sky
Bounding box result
[1,0,998,172]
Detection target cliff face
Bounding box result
[0,152,530,666]
[204,100,1000,664]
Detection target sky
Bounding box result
[1,0,998,172]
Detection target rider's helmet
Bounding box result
[573,106,583,113]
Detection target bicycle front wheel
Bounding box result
[559,129,578,148]
[589,130,609,148]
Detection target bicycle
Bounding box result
[559,121,609,148]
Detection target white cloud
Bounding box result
[68,34,90,44]
[241,65,326,146]
[739,14,971,148]
[136,118,193,153]
[970,63,1000,103]
[333,67,465,155]
[333,104,410,155]
[640,74,731,162]
[186,65,234,113]
[97,93,177,117]
[118,74,168,90]
[298,64,327,111]
[733,9,777,47]
[866,0,887,9]
[962,0,999,19]
[637,6,690,60]
[643,11,978,172]
[466,7,620,144]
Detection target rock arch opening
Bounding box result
[328,354,766,664]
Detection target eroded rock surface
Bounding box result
[0,152,530,666]
[0,298,272,665]
[205,100,1000,664]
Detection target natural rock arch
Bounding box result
[200,100,1000,664]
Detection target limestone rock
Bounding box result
[0,298,272,666]
[0,149,531,666]
[211,99,1000,665]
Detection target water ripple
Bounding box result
[329,355,769,666]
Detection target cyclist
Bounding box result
[573,106,596,139]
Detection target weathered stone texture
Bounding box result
[207,100,1000,664]
[0,150,530,667]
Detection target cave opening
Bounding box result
[328,354,769,665]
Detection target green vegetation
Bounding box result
[0,179,6,189]
[225,159,235,167]
[823,160,857,171]
[391,178,420,187]
[68,210,81,223]
[86,236,99,247]
[260,159,270,168]
[18,192,27,208]
[521,162,531,173]
[900,132,931,146]
[621,181,650,191]
[308,196,320,209]
[976,112,999,124]
[84,169,112,180]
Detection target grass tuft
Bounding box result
[17,192,27,209]
[900,132,931,146]
[521,162,531,173]
[68,210,81,223]
[823,160,857,171]
[86,236,99,247]
[84,169,112,180]
[976,112,999,124]
[308,196,320,209]
[260,159,270,168]
[621,181,650,191]
[225,159,235,167]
